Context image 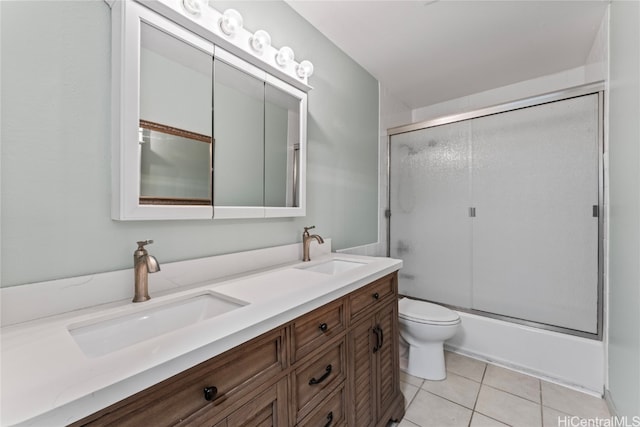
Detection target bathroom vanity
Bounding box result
[70,273,402,426]
[1,244,403,426]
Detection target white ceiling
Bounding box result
[286,0,608,109]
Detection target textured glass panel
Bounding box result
[213,59,264,206]
[390,121,472,307]
[471,94,599,333]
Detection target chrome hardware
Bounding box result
[593,205,599,217]
[469,207,477,217]
[302,225,325,262]
[133,240,160,303]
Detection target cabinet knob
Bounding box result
[203,386,218,401]
[372,292,380,300]
[319,322,328,332]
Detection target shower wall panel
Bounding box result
[389,121,473,307]
[389,92,601,335]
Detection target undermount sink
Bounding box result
[68,293,247,358]
[298,259,367,275]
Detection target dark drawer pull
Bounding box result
[319,322,328,332]
[203,386,218,401]
[372,325,384,353]
[324,411,334,427]
[372,326,380,353]
[309,364,332,385]
[372,292,380,300]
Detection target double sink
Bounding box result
[68,258,366,358]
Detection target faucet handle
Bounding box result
[136,240,154,249]
[303,226,316,236]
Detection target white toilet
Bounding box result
[398,297,461,381]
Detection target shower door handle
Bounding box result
[469,207,476,217]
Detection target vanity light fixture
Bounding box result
[250,30,271,54]
[275,46,295,67]
[181,0,203,16]
[296,60,314,79]
[219,9,243,36]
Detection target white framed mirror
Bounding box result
[110,0,308,220]
[212,49,307,219]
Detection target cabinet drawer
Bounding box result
[297,382,346,427]
[188,377,288,427]
[293,338,346,421]
[291,298,345,363]
[74,328,286,427]
[349,273,396,322]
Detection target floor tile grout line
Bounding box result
[466,362,488,427]
[400,378,424,412]
[540,378,544,426]
[481,363,542,406]
[422,388,476,412]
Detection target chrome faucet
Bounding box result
[302,226,324,262]
[133,240,160,303]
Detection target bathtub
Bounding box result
[443,311,605,395]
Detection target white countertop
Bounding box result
[1,252,401,426]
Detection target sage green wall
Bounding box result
[608,0,640,416]
[0,0,380,287]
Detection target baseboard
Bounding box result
[603,389,618,417]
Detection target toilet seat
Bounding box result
[398,298,460,325]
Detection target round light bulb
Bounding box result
[275,46,295,67]
[296,60,314,79]
[250,30,271,54]
[219,9,243,36]
[182,0,203,16]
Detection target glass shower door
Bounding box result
[471,94,600,333]
[389,121,473,308]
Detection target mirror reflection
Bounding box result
[265,83,301,208]
[139,21,213,206]
[213,58,265,207]
[139,122,212,205]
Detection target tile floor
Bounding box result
[395,351,611,427]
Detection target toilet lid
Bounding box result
[398,298,460,325]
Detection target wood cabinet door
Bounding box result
[348,316,375,427]
[374,300,400,420]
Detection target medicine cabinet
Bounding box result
[110,0,310,220]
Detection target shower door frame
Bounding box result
[386,82,605,340]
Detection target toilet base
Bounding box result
[406,341,447,381]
